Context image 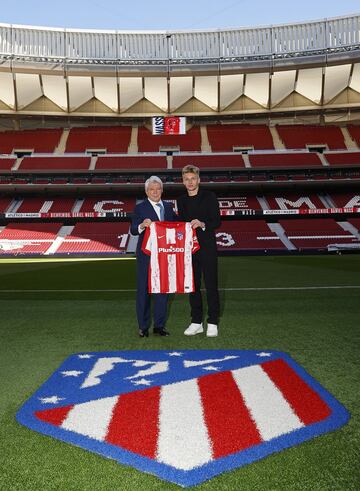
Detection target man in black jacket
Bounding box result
[177,165,221,337]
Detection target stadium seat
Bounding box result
[276,125,346,150]
[207,124,274,151]
[0,128,62,154]
[65,126,132,153]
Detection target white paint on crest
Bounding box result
[184,355,238,368]
[81,357,169,388]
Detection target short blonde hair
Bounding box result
[182,164,200,176]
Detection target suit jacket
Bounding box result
[131,198,177,257]
[176,189,221,251]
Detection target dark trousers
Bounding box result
[190,249,219,325]
[136,256,168,330]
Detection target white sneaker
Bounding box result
[184,323,203,336]
[206,323,218,337]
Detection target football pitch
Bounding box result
[0,255,359,490]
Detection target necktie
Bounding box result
[156,202,165,221]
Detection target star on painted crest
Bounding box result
[38,396,65,404]
[61,370,83,377]
[131,378,153,386]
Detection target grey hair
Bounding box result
[145,175,163,191]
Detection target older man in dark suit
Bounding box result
[131,176,177,338]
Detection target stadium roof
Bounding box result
[0,14,359,120]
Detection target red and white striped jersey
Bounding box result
[142,221,199,293]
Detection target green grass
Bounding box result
[0,255,359,490]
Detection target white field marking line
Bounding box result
[0,257,135,264]
[1,286,360,293]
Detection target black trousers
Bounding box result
[190,248,219,325]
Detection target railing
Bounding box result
[0,14,359,64]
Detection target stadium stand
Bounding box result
[0,158,16,170]
[0,198,13,212]
[348,218,360,231]
[276,125,347,150]
[0,222,62,254]
[324,152,360,166]
[55,222,130,254]
[207,125,274,151]
[65,126,132,153]
[173,154,245,169]
[15,198,76,213]
[218,196,263,211]
[96,155,167,170]
[278,219,356,249]
[249,152,322,168]
[265,193,327,210]
[347,125,360,147]
[216,220,285,252]
[0,129,62,154]
[78,197,136,213]
[328,192,360,208]
[137,126,201,152]
[19,156,91,171]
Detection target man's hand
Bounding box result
[190,219,205,229]
[140,218,152,230]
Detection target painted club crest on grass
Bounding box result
[17,350,349,487]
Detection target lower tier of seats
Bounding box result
[1,218,359,255]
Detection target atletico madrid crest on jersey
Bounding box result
[17,350,349,487]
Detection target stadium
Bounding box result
[0,7,359,490]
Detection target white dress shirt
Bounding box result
[138,199,164,234]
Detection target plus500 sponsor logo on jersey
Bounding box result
[158,247,185,253]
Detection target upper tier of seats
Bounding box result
[0,124,359,158]
[0,158,16,170]
[347,126,360,147]
[276,125,346,150]
[65,126,132,153]
[0,129,62,153]
[207,124,274,151]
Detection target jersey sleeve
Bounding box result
[141,226,152,255]
[192,228,200,253]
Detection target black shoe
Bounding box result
[139,329,149,338]
[153,327,170,336]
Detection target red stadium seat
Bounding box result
[276,125,346,150]
[65,126,132,153]
[207,124,274,151]
[0,129,62,154]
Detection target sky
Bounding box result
[0,0,359,31]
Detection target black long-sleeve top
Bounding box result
[177,189,221,251]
